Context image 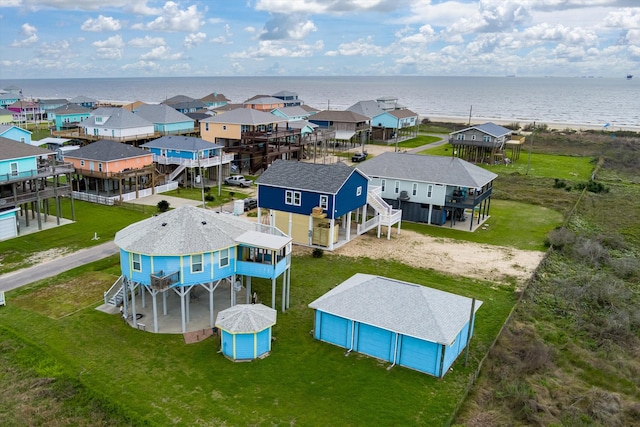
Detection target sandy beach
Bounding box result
[427,115,639,132]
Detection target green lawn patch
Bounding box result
[484,153,595,181]
[0,254,516,426]
[397,134,443,148]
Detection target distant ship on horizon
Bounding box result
[627,74,633,80]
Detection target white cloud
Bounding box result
[625,29,640,45]
[81,15,121,32]
[121,60,160,70]
[448,0,532,35]
[92,34,124,59]
[140,45,183,60]
[9,0,160,15]
[329,37,386,56]
[396,24,437,45]
[229,40,323,58]
[134,1,204,32]
[255,0,402,14]
[128,35,165,48]
[523,23,598,46]
[11,23,38,47]
[603,8,640,29]
[184,32,206,48]
[259,14,316,40]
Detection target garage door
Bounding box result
[0,216,17,241]
[318,312,349,348]
[357,323,393,362]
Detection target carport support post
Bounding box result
[151,288,159,333]
[286,268,291,309]
[245,277,252,304]
[163,290,168,315]
[130,282,137,325]
[271,277,276,310]
[209,282,215,328]
[281,272,286,313]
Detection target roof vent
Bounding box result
[161,222,167,227]
[201,221,207,225]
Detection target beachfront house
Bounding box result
[200,108,302,174]
[105,205,293,334]
[0,136,74,240]
[162,95,206,114]
[0,89,22,108]
[272,90,303,107]
[50,103,92,131]
[270,106,314,122]
[38,98,68,119]
[356,152,497,230]
[256,159,401,250]
[64,139,156,203]
[140,135,234,185]
[81,107,155,142]
[134,103,195,135]
[308,110,371,147]
[0,125,32,145]
[348,99,419,142]
[69,95,98,109]
[449,122,515,164]
[199,92,230,109]
[0,108,12,125]
[7,100,42,124]
[243,95,285,112]
[308,273,482,377]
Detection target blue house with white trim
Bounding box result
[51,103,91,131]
[135,103,195,135]
[0,125,32,145]
[108,205,292,334]
[309,274,482,377]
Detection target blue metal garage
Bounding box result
[308,274,482,377]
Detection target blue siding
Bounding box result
[398,335,441,376]
[258,186,334,217]
[442,317,474,374]
[235,333,255,359]
[256,328,271,356]
[0,127,31,145]
[221,330,233,358]
[334,171,369,217]
[0,156,38,180]
[315,311,350,348]
[356,323,394,361]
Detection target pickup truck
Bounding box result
[224,175,253,187]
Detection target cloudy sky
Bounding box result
[1,0,638,79]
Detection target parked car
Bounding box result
[351,152,368,162]
[243,198,257,211]
[224,175,253,187]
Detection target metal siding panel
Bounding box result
[318,312,349,348]
[221,330,233,358]
[0,217,16,241]
[398,335,439,376]
[256,328,271,356]
[357,323,393,362]
[235,333,255,359]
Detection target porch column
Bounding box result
[286,267,291,309]
[130,281,137,325]
[329,219,335,250]
[288,212,293,237]
[308,215,313,245]
[163,290,168,315]
[271,277,276,309]
[141,284,146,308]
[151,288,159,333]
[245,276,252,304]
[346,211,352,242]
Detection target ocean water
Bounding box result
[1,76,638,129]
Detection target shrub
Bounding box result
[204,194,215,202]
[545,227,575,250]
[312,248,324,258]
[553,178,567,189]
[576,180,609,193]
[156,200,170,212]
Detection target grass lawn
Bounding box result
[397,134,443,148]
[403,199,563,251]
[0,254,516,426]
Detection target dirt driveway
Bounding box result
[330,229,545,288]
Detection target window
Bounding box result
[98,163,103,172]
[456,134,465,141]
[205,123,209,131]
[412,183,418,196]
[356,186,362,197]
[20,137,25,143]
[222,125,227,131]
[471,134,476,140]
[219,248,229,267]
[483,135,491,142]
[319,195,328,210]
[132,253,141,272]
[80,160,85,167]
[427,184,433,198]
[285,190,301,206]
[381,179,386,192]
[191,254,203,273]
[10,162,18,176]
[394,181,400,194]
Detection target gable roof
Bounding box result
[115,205,262,255]
[309,110,370,123]
[84,107,153,129]
[0,136,52,161]
[347,100,385,119]
[201,108,287,125]
[64,139,150,162]
[308,273,482,345]
[257,159,365,194]
[356,152,497,188]
[0,125,32,136]
[451,122,512,138]
[272,106,310,118]
[200,92,230,103]
[389,108,418,119]
[135,103,194,124]
[141,135,222,151]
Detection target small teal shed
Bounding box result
[215,304,277,361]
[308,274,482,377]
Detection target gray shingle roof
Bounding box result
[450,122,512,138]
[256,159,362,194]
[308,273,482,345]
[243,95,283,105]
[389,108,418,119]
[114,205,258,255]
[274,106,310,117]
[347,100,385,119]
[309,110,370,123]
[69,95,98,104]
[52,103,91,115]
[135,104,194,125]
[0,136,53,161]
[215,303,277,333]
[141,135,222,151]
[356,152,497,188]
[64,139,150,162]
[84,107,153,129]
[201,108,287,125]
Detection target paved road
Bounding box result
[0,241,119,292]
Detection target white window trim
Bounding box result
[219,248,229,268]
[319,195,328,210]
[132,253,142,272]
[356,186,362,197]
[394,181,400,194]
[427,184,433,198]
[191,254,203,273]
[285,190,301,206]
[381,179,386,192]
[412,183,418,196]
